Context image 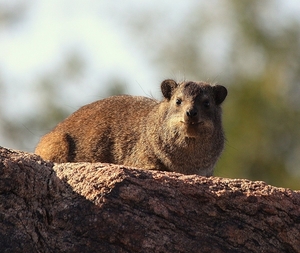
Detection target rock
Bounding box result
[0,146,299,253]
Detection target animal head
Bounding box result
[161,79,227,138]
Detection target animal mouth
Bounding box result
[180,121,203,126]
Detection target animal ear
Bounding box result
[161,79,178,100]
[213,85,227,105]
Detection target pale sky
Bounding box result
[1,1,157,82]
[0,0,161,117]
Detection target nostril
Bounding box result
[186,109,197,117]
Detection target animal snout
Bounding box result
[186,108,198,118]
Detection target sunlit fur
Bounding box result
[35,79,227,176]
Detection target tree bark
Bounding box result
[0,147,299,252]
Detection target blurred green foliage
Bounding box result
[1,0,300,189]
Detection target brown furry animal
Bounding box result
[35,79,227,176]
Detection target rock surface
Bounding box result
[0,146,299,253]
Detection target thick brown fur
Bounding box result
[35,79,227,176]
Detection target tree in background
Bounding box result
[216,1,300,188]
[1,52,126,152]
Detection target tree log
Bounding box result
[0,147,299,252]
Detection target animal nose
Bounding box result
[186,108,198,118]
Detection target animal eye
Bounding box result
[203,100,210,108]
[176,99,182,105]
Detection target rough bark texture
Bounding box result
[0,147,299,253]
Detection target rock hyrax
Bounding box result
[35,79,227,176]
